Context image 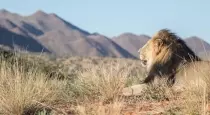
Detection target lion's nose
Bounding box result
[139,54,144,60]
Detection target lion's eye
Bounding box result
[140,60,147,67]
[142,60,147,64]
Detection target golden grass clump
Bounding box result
[0,60,67,115]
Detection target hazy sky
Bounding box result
[0,0,210,42]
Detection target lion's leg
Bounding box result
[167,74,175,87]
[122,84,147,96]
[143,65,158,84]
[143,74,155,83]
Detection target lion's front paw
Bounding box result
[122,84,147,96]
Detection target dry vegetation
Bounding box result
[0,52,210,115]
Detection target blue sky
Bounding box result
[0,0,210,42]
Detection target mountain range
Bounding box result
[0,9,209,58]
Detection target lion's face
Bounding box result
[138,39,155,70]
[138,38,164,70]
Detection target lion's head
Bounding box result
[138,29,201,83]
[139,29,177,71]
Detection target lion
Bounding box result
[122,29,210,96]
[138,29,201,84]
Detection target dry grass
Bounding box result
[0,59,67,115]
[76,101,123,115]
[73,64,127,101]
[0,54,210,115]
[179,63,210,115]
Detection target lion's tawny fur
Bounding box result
[139,29,201,84]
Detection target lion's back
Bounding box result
[173,61,210,91]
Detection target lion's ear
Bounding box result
[154,39,163,54]
[154,39,163,47]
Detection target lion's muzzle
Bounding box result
[139,54,147,67]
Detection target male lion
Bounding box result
[139,29,201,84]
[123,29,210,96]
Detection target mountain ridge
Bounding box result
[0,9,209,58]
[0,9,135,58]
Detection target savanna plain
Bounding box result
[0,51,210,115]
